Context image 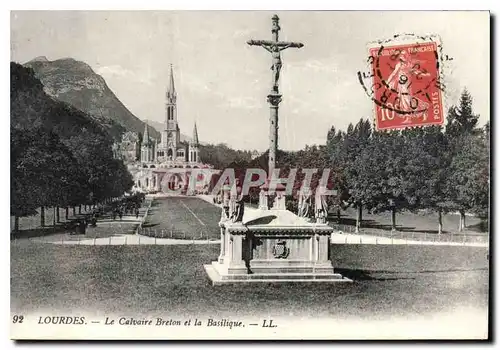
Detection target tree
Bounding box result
[334,119,372,232]
[445,88,480,138]
[325,126,350,222]
[11,127,79,229]
[445,133,489,231]
[411,125,450,234]
[352,129,406,231]
[444,87,488,231]
[11,62,133,233]
[199,143,252,170]
[11,128,39,231]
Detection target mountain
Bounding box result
[23,57,159,140]
[11,62,112,145]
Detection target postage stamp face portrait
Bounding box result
[369,41,444,130]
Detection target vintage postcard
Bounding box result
[10,10,490,340]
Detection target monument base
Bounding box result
[207,206,352,285]
[204,262,351,285]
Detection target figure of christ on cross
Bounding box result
[247,14,304,178]
[247,15,304,93]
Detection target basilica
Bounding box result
[115,66,219,194]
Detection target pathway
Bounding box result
[331,232,488,248]
[20,231,488,247]
[14,196,488,248]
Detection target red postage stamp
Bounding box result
[368,41,444,130]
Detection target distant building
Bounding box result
[120,65,219,194]
[117,131,141,163]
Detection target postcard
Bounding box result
[10,10,490,340]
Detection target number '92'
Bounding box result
[12,315,24,323]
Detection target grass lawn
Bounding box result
[141,197,220,239]
[11,242,488,319]
[10,206,95,232]
[25,222,139,243]
[11,203,149,240]
[140,197,488,243]
[337,207,487,235]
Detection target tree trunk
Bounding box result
[14,216,19,232]
[438,209,443,235]
[56,206,60,223]
[40,206,45,227]
[355,204,362,233]
[65,207,69,220]
[460,210,466,230]
[391,207,397,231]
[53,207,57,227]
[458,211,463,232]
[78,205,82,214]
[337,208,341,223]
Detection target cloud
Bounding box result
[96,65,152,85]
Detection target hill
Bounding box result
[11,62,111,141]
[24,57,159,140]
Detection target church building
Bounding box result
[125,65,218,194]
[139,65,200,166]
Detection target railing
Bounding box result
[137,227,218,240]
[331,224,489,245]
[11,231,218,246]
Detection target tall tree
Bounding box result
[444,87,488,231]
[445,133,489,231]
[413,125,451,234]
[445,88,480,137]
[319,119,372,231]
[357,129,407,231]
[11,127,78,228]
[11,62,134,233]
[11,128,39,231]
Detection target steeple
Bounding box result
[143,120,150,143]
[192,122,199,146]
[167,64,176,101]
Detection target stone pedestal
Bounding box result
[204,208,351,284]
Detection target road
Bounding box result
[142,196,221,239]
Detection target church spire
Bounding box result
[143,120,150,143]
[167,64,176,99]
[192,122,199,146]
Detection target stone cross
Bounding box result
[247,14,304,176]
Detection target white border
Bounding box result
[3,1,497,349]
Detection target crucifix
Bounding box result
[247,14,304,177]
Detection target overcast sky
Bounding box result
[11,11,489,151]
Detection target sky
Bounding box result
[10,11,490,151]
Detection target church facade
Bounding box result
[116,66,219,194]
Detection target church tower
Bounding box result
[189,122,200,163]
[141,121,154,163]
[162,64,180,160]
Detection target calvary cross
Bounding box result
[247,14,304,94]
[247,14,304,176]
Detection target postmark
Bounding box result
[358,34,452,130]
